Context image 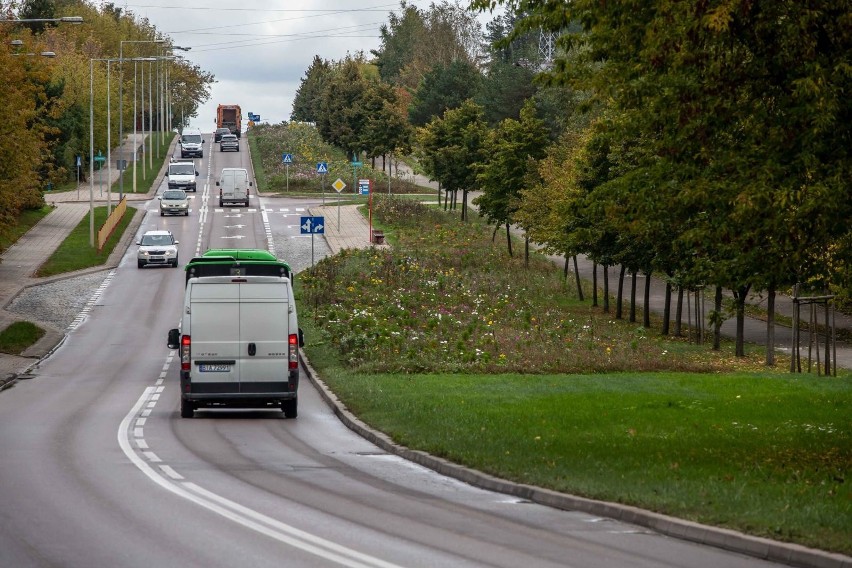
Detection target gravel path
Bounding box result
[8,272,113,331]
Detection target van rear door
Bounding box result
[238,281,289,393]
[190,282,240,386]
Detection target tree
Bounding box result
[474,0,852,358]
[475,100,548,255]
[0,30,53,230]
[371,2,425,86]
[416,99,488,221]
[291,56,330,123]
[408,59,481,126]
[316,55,371,156]
[360,82,412,166]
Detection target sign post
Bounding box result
[300,215,325,267]
[332,178,346,229]
[316,161,328,204]
[76,155,81,200]
[359,179,372,242]
[351,153,362,195]
[283,153,293,192]
[94,151,106,196]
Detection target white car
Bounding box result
[137,230,179,268]
[159,189,189,216]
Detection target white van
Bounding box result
[167,159,199,192]
[180,128,204,159]
[217,167,252,207]
[167,250,303,418]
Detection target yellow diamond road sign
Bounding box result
[332,178,346,193]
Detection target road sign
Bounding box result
[316,162,328,174]
[300,216,325,234]
[332,178,346,193]
[358,179,370,195]
[76,156,81,167]
[351,161,363,167]
[94,156,106,163]
[282,153,293,164]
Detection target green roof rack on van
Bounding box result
[184,249,292,284]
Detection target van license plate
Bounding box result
[199,364,230,372]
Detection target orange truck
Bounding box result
[216,104,242,138]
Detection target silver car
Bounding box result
[137,230,179,268]
[159,189,189,216]
[220,134,239,152]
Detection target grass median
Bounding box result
[298,195,851,555]
[36,206,139,277]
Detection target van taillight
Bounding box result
[288,334,298,369]
[181,335,191,371]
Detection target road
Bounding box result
[0,136,792,567]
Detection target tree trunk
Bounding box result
[602,264,610,313]
[592,264,598,307]
[563,256,569,281]
[733,285,751,357]
[491,222,500,243]
[461,189,468,221]
[713,286,722,350]
[524,236,529,268]
[766,284,776,366]
[662,281,672,335]
[629,270,637,323]
[505,223,513,258]
[616,265,626,319]
[573,256,584,301]
[643,270,652,328]
[674,287,683,336]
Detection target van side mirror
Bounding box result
[298,328,305,348]
[167,328,180,349]
[216,181,220,186]
[249,181,253,187]
[195,171,199,176]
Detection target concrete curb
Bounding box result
[299,352,851,568]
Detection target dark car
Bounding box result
[214,127,231,142]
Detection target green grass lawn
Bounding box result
[0,321,45,354]
[36,206,139,277]
[0,206,52,255]
[298,195,851,554]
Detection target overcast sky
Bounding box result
[105,1,501,133]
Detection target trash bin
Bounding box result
[372,230,385,245]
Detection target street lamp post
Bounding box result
[89,56,154,246]
[119,39,164,200]
[148,58,153,171]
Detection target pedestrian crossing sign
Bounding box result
[316,162,328,174]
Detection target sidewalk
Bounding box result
[0,133,169,385]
